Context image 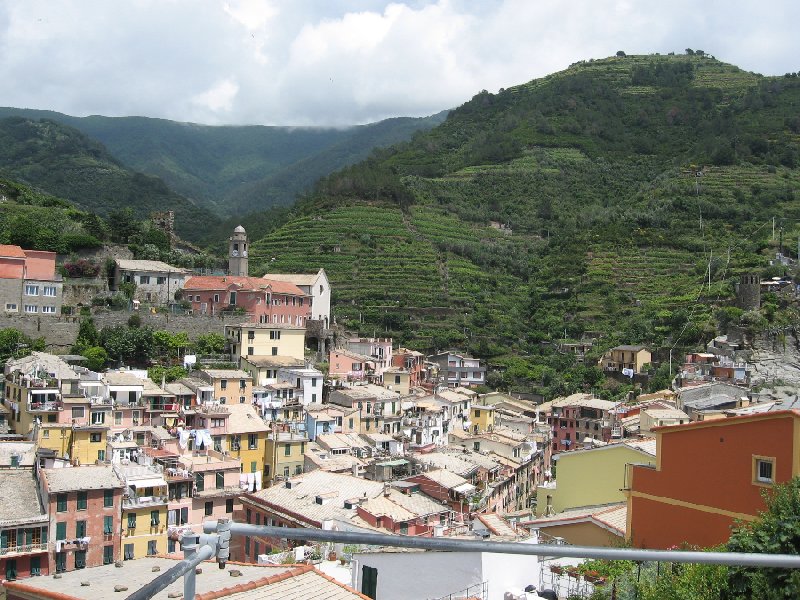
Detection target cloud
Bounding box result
[0,0,799,126]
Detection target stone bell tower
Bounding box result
[228,225,248,276]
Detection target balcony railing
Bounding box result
[0,542,49,556]
[28,400,63,412]
[123,494,169,509]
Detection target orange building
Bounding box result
[626,410,800,549]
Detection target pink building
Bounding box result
[347,338,393,378]
[392,348,425,388]
[329,349,376,382]
[0,245,63,316]
[183,276,310,325]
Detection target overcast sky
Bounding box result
[1,1,798,127]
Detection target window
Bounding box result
[76,520,87,537]
[5,558,16,581]
[42,305,56,314]
[114,411,122,425]
[76,491,88,511]
[124,543,134,560]
[473,441,480,452]
[395,375,401,384]
[56,493,68,512]
[71,407,85,419]
[30,555,41,576]
[157,276,166,284]
[75,550,86,569]
[205,501,213,516]
[400,522,408,535]
[216,471,225,489]
[147,540,157,556]
[269,330,281,340]
[195,472,205,492]
[90,432,102,443]
[127,513,137,529]
[104,515,114,535]
[4,303,17,312]
[284,443,291,456]
[295,465,302,475]
[104,488,115,507]
[254,541,260,557]
[43,286,57,297]
[103,545,114,565]
[42,429,50,439]
[250,461,257,473]
[220,379,228,390]
[245,536,250,556]
[239,395,246,403]
[56,552,66,573]
[229,291,237,305]
[362,565,378,599]
[213,294,220,303]
[246,508,252,523]
[256,513,261,525]
[24,305,38,314]
[271,346,278,356]
[25,284,39,296]
[168,539,176,553]
[226,499,234,513]
[755,457,775,484]
[248,346,254,355]
[249,433,258,449]
[56,522,67,541]
[139,275,150,284]
[91,411,105,425]
[283,466,290,478]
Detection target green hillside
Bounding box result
[0,117,217,242]
[0,108,448,218]
[249,53,800,397]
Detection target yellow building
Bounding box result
[117,466,169,560]
[224,403,270,475]
[535,439,656,517]
[264,431,308,485]
[383,368,411,396]
[522,503,627,547]
[470,405,495,434]
[71,425,110,464]
[225,324,306,364]
[198,369,253,405]
[36,424,73,458]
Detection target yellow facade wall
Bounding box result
[37,426,73,457]
[228,431,268,474]
[471,407,495,433]
[71,429,109,464]
[121,505,168,560]
[536,521,622,547]
[536,445,654,516]
[265,438,306,483]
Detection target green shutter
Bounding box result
[104,516,113,535]
[56,522,66,541]
[0,530,7,549]
[104,489,114,507]
[362,565,378,599]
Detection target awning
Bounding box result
[453,483,476,495]
[131,477,168,488]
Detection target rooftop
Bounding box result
[115,259,188,273]
[246,470,384,527]
[202,369,252,379]
[0,441,37,467]
[414,468,475,493]
[4,557,367,600]
[225,403,270,434]
[522,503,628,537]
[42,465,124,493]
[5,351,79,381]
[244,355,305,368]
[361,488,446,522]
[0,244,27,258]
[0,470,47,526]
[262,272,321,286]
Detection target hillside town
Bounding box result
[0,225,799,600]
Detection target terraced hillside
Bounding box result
[247,53,800,396]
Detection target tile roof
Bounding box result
[202,369,252,379]
[115,259,188,273]
[551,393,617,410]
[244,356,305,368]
[0,244,26,258]
[475,513,518,537]
[0,470,47,526]
[623,438,657,456]
[246,470,384,527]
[3,557,366,600]
[263,272,320,286]
[361,489,446,522]
[522,502,628,536]
[185,275,306,296]
[415,468,473,491]
[5,351,80,380]
[225,403,270,434]
[43,465,124,493]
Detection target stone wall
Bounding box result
[0,311,248,351]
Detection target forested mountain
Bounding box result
[247,53,800,396]
[0,107,448,216]
[0,117,217,242]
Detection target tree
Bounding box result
[107,207,141,243]
[726,478,800,598]
[83,346,108,371]
[616,50,627,57]
[73,317,99,352]
[195,333,226,355]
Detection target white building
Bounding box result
[262,268,331,327]
[276,366,324,406]
[113,259,189,305]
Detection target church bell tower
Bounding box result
[228,225,248,276]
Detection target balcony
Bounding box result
[28,399,63,412]
[0,542,49,557]
[123,493,169,509]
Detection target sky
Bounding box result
[1,0,799,127]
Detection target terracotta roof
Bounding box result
[522,503,627,537]
[0,244,26,258]
[185,275,306,296]
[263,272,321,286]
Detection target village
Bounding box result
[0,226,798,600]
